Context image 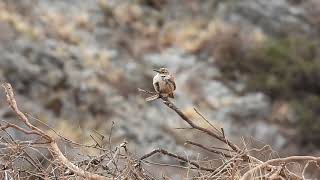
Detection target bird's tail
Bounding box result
[145,94,160,102]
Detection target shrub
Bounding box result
[217,36,320,147]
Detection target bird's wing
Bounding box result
[168,93,174,98]
[165,75,176,90]
[154,82,160,93]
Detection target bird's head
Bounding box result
[153,67,170,75]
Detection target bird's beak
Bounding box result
[153,69,160,73]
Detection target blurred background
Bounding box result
[0,0,319,177]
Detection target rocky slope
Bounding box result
[0,0,319,165]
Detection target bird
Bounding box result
[146,67,176,102]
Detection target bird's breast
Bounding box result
[153,74,175,94]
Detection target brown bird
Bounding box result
[146,67,176,102]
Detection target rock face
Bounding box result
[0,0,317,159]
[215,0,314,36]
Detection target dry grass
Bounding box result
[0,83,318,179]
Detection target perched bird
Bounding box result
[146,67,176,102]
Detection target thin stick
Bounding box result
[161,98,240,153]
[193,107,222,135]
[240,156,319,180]
[302,160,314,180]
[185,141,233,158]
[140,148,216,172]
[2,83,107,180]
[90,134,102,148]
[106,142,126,167]
[137,88,156,95]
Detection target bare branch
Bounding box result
[240,156,320,180]
[2,83,51,141]
[140,148,216,172]
[0,123,43,137]
[160,98,241,153]
[185,140,233,158]
[302,160,315,180]
[193,107,222,135]
[106,141,127,167]
[1,83,107,180]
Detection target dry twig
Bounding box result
[140,148,216,172]
[1,83,107,180]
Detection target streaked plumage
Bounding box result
[146,68,176,101]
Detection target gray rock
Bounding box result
[143,48,196,72]
[0,1,309,169]
[251,121,287,150]
[227,93,271,120]
[216,0,312,36]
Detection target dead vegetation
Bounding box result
[0,83,318,179]
[0,0,319,179]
